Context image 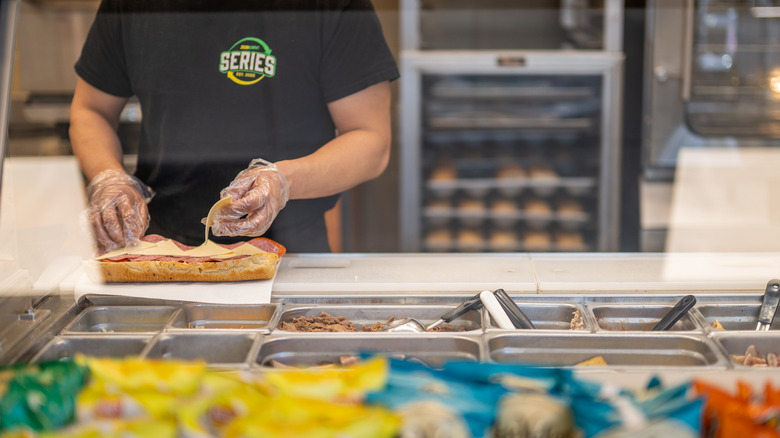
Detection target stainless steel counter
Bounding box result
[3,251,780,392]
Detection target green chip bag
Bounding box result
[0,361,89,433]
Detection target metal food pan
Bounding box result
[486,333,727,368]
[711,332,780,368]
[62,306,178,334]
[167,303,280,332]
[274,305,482,333]
[695,304,780,332]
[590,304,702,332]
[32,335,152,362]
[256,335,483,368]
[485,303,592,331]
[143,332,261,366]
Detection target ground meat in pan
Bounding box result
[279,312,357,332]
[279,312,464,332]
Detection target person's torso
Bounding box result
[118,4,343,246]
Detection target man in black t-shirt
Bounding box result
[70,0,399,253]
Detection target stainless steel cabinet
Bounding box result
[643,0,780,179]
[398,1,624,252]
[399,52,623,252]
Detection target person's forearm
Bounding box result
[69,78,129,181]
[70,109,126,181]
[275,128,390,200]
[274,81,392,200]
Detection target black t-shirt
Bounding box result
[75,0,399,252]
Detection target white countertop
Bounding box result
[48,251,780,304]
[271,252,780,296]
[273,253,537,295]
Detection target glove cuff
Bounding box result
[129,174,156,203]
[248,158,274,169]
[87,169,156,203]
[247,158,290,207]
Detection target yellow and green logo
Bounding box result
[219,37,276,85]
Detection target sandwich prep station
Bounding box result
[3,1,780,434]
[3,252,780,392]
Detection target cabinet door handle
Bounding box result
[681,0,694,101]
[497,56,526,67]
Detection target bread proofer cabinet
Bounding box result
[397,0,625,253]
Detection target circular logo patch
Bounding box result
[218,37,276,85]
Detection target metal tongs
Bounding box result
[651,294,696,331]
[492,288,535,329]
[385,289,535,332]
[481,289,536,329]
[756,279,780,331]
[427,293,484,330]
[384,292,484,332]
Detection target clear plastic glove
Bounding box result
[209,159,290,237]
[85,169,153,252]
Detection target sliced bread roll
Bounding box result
[88,234,286,283]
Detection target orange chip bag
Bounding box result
[693,380,780,438]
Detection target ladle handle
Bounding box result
[757,279,780,331]
[493,289,535,329]
[440,293,483,323]
[651,295,696,331]
[480,291,514,330]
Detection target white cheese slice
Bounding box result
[175,240,234,258]
[94,196,272,261]
[97,240,160,259]
[204,195,233,244]
[96,239,266,260]
[209,242,266,259]
[95,240,265,259]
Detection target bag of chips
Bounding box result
[0,360,88,433]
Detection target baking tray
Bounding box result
[423,205,455,228]
[143,332,261,367]
[484,303,593,331]
[62,306,178,334]
[32,335,152,362]
[695,303,780,332]
[426,177,596,198]
[428,116,593,131]
[423,211,591,232]
[255,334,483,369]
[167,303,280,333]
[274,305,482,334]
[486,333,728,368]
[454,209,488,228]
[711,332,780,368]
[590,304,703,332]
[428,84,595,100]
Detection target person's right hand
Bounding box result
[86,169,152,253]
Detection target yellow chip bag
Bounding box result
[259,357,388,403]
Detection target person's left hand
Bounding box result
[85,169,153,252]
[209,159,290,237]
